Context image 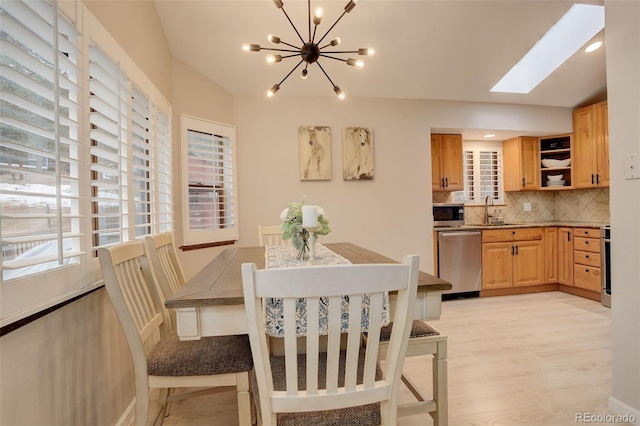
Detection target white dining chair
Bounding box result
[258,225,287,246]
[241,255,420,425]
[375,320,448,424]
[98,241,254,426]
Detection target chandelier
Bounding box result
[242,0,374,100]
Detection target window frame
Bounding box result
[452,141,504,205]
[179,115,238,249]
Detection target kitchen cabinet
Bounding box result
[573,101,609,188]
[558,227,574,286]
[482,227,544,289]
[504,136,539,191]
[544,227,558,283]
[573,227,601,293]
[431,134,463,192]
[539,134,572,189]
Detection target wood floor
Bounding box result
[152,291,624,425]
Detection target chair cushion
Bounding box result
[378,320,440,342]
[252,349,382,425]
[147,333,253,376]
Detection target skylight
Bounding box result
[491,4,605,94]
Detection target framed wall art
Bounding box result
[299,126,332,180]
[342,127,373,180]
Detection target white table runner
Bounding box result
[263,243,390,337]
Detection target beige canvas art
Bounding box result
[299,126,331,180]
[342,127,373,180]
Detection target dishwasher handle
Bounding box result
[439,231,482,238]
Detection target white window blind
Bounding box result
[181,115,238,247]
[0,0,83,279]
[452,141,503,204]
[89,43,129,249]
[0,0,173,328]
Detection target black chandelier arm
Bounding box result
[318,54,348,63]
[316,10,348,46]
[307,0,311,42]
[319,50,361,54]
[316,61,337,87]
[259,47,301,53]
[279,5,305,45]
[277,59,305,87]
[278,40,299,50]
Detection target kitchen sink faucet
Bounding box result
[484,195,494,224]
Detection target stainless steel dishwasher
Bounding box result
[437,230,482,298]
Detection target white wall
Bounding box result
[233,95,572,272]
[606,0,640,420]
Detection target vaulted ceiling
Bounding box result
[154,0,606,110]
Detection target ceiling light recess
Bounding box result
[242,0,374,99]
[491,4,604,94]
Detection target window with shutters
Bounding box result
[0,0,173,328]
[180,115,238,248]
[452,141,504,205]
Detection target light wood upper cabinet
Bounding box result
[431,134,464,192]
[504,136,539,191]
[573,101,609,188]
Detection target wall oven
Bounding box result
[601,226,611,308]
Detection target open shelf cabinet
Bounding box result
[539,134,573,189]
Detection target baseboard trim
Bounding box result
[115,398,136,426]
[608,396,640,425]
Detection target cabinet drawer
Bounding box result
[574,228,600,238]
[574,251,601,267]
[482,227,542,243]
[574,265,601,292]
[574,237,600,253]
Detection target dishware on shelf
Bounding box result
[547,174,563,181]
[541,158,571,168]
[546,180,566,187]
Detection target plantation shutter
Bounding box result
[0,0,83,278]
[88,43,129,249]
[130,85,152,238]
[153,109,172,233]
[451,142,503,204]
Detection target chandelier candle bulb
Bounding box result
[302,205,319,227]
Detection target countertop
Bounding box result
[434,222,608,231]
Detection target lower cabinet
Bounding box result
[544,227,558,283]
[482,228,544,290]
[573,227,601,292]
[558,227,574,286]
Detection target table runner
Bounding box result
[263,243,390,337]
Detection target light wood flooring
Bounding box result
[151,291,624,425]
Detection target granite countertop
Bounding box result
[434,222,609,231]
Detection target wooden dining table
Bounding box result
[166,242,452,341]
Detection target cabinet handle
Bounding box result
[591,174,595,184]
[585,255,590,258]
[445,177,448,187]
[586,269,589,273]
[596,174,600,184]
[585,241,589,245]
[441,178,445,188]
[515,245,519,255]
[511,246,515,256]
[522,177,525,187]
[568,232,572,242]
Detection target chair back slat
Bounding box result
[118,256,157,334]
[242,255,420,424]
[144,233,186,299]
[258,225,287,247]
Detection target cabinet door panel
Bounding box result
[544,227,558,283]
[431,135,444,191]
[574,106,597,188]
[513,240,544,287]
[558,228,574,286]
[597,102,609,187]
[441,135,464,191]
[482,243,513,289]
[521,137,540,189]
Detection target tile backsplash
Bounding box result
[433,188,610,225]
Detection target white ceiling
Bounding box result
[153,0,607,138]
